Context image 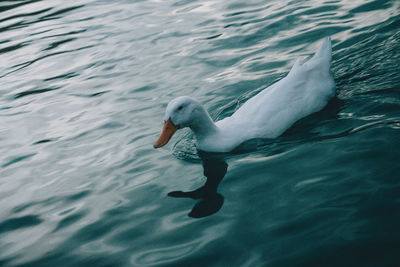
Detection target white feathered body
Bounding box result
[198,37,335,152]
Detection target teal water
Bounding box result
[1,0,400,266]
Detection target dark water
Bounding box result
[1,0,400,266]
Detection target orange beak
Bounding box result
[154,118,179,148]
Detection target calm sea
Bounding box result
[1,0,400,266]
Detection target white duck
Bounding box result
[154,37,335,152]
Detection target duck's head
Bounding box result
[154,96,201,148]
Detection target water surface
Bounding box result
[1,0,400,266]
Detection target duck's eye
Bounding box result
[177,106,183,111]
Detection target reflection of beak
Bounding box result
[154,118,179,148]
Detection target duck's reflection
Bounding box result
[168,151,228,218]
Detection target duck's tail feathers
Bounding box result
[299,37,332,72]
[289,57,302,73]
[288,37,332,75]
[313,36,332,63]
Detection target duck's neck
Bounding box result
[189,106,218,140]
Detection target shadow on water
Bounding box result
[168,98,343,219]
[168,95,400,219]
[168,151,228,218]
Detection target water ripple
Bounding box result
[1,0,400,266]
